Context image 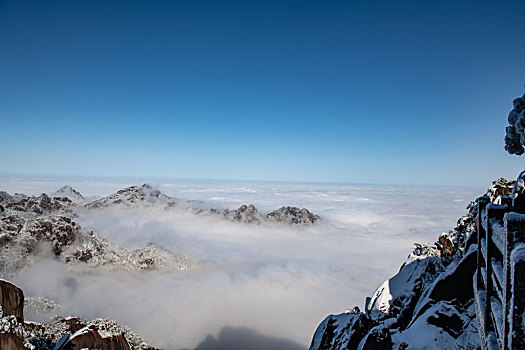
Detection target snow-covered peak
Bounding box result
[52,186,84,203]
[85,183,176,209]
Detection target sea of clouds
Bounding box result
[2,178,483,349]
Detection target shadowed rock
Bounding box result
[0,279,24,323]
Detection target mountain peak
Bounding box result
[55,186,84,199]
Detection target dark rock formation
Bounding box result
[361,325,392,350]
[505,93,525,155]
[228,204,263,224]
[0,193,74,215]
[54,186,84,201]
[67,325,131,350]
[512,170,525,213]
[0,279,24,322]
[426,246,477,305]
[266,206,319,225]
[487,177,516,201]
[311,309,370,350]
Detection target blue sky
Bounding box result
[1,0,524,186]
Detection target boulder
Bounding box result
[66,325,131,350]
[266,206,319,225]
[0,280,24,322]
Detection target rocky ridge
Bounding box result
[87,183,320,225]
[0,279,156,350]
[309,177,523,350]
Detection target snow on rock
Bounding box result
[367,249,444,327]
[51,186,84,203]
[266,206,319,225]
[0,198,194,276]
[505,92,525,155]
[487,177,515,202]
[82,184,320,225]
[390,300,479,350]
[85,184,175,209]
[0,192,75,216]
[0,315,27,349]
[311,308,370,350]
[67,324,131,350]
[195,204,319,225]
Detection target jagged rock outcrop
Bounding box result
[0,192,75,216]
[85,184,175,209]
[53,186,84,203]
[81,183,320,226]
[505,92,525,155]
[487,177,515,202]
[266,206,319,225]
[0,194,193,276]
[311,308,370,350]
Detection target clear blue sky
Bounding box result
[1,0,524,186]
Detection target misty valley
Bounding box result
[0,179,481,349]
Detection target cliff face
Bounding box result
[310,177,522,350]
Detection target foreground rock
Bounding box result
[0,279,24,322]
[0,280,156,350]
[309,178,522,349]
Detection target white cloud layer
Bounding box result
[4,178,483,349]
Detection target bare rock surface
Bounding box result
[0,279,24,322]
